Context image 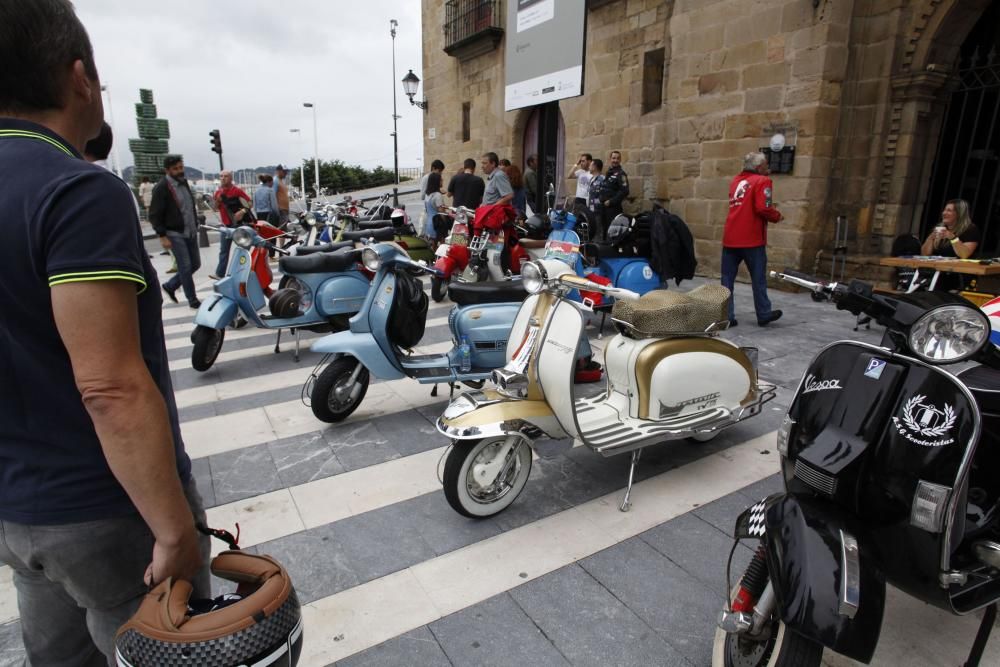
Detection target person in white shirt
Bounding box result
[568,152,593,216]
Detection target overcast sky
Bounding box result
[76,0,425,175]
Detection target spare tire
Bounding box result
[268,288,301,318]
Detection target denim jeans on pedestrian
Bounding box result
[162,232,201,304]
[215,232,233,277]
[0,483,210,667]
[720,245,773,322]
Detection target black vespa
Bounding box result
[714,270,1000,667]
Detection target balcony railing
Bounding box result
[444,0,504,60]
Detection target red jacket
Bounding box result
[722,171,781,248]
[214,185,251,227]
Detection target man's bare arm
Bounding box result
[51,280,201,583]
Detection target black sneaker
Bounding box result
[728,319,738,328]
[162,285,178,304]
[757,310,783,327]
[189,299,202,309]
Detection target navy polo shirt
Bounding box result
[0,119,191,524]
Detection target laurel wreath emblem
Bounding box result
[901,395,956,437]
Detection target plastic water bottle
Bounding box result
[459,335,472,373]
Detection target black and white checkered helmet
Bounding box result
[114,551,302,667]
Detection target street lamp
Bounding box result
[289,129,307,204]
[99,84,124,178]
[390,19,400,207]
[303,102,320,199]
[401,70,428,111]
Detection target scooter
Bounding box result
[460,204,527,284]
[431,206,475,302]
[304,241,529,423]
[436,257,776,518]
[190,224,371,372]
[714,270,1000,667]
[329,202,435,264]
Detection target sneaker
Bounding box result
[189,299,202,309]
[757,310,783,327]
[728,319,738,328]
[208,274,220,280]
[162,285,178,304]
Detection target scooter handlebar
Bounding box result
[556,273,640,301]
[769,270,836,294]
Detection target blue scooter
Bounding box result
[305,242,530,423]
[190,224,387,371]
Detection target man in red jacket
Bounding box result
[721,152,784,327]
[211,170,252,279]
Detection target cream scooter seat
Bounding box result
[611,284,731,336]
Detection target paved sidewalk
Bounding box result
[0,251,997,666]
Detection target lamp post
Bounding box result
[289,128,307,206]
[390,19,400,207]
[303,102,320,200]
[401,70,428,111]
[99,84,124,178]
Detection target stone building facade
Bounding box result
[420,0,1000,277]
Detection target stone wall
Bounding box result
[421,0,992,276]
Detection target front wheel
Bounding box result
[443,436,532,518]
[431,275,449,302]
[191,326,224,372]
[712,586,823,667]
[310,357,370,423]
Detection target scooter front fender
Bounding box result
[436,390,559,440]
[310,330,405,380]
[754,494,885,664]
[193,294,237,329]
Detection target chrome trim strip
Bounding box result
[839,529,860,619]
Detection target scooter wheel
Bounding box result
[430,275,449,302]
[191,326,224,372]
[310,357,370,423]
[442,436,532,518]
[712,583,822,667]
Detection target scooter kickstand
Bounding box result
[619,449,642,512]
[274,329,282,354]
[294,328,301,362]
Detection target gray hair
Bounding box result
[743,152,768,171]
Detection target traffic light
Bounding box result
[209,129,222,154]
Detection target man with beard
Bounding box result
[150,155,202,308]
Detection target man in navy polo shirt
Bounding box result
[0,0,207,662]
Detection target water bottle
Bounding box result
[459,335,472,373]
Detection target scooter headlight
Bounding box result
[908,305,989,363]
[232,227,254,249]
[361,247,381,272]
[521,261,547,294]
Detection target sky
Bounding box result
[76,0,426,175]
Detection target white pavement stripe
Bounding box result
[298,433,779,665]
[173,341,453,410]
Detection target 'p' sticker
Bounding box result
[864,358,886,380]
[239,255,247,265]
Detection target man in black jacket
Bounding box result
[601,150,630,225]
[149,155,201,307]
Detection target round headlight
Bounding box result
[305,212,317,223]
[521,261,547,294]
[232,227,254,249]
[362,247,381,272]
[908,305,989,363]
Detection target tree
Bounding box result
[291,159,406,194]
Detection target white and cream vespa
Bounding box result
[436,257,776,517]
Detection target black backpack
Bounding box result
[387,269,428,349]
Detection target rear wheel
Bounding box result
[310,357,370,423]
[443,436,532,518]
[191,326,224,372]
[712,585,823,667]
[431,275,449,302]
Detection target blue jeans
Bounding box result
[215,232,233,277]
[163,232,202,304]
[721,246,772,322]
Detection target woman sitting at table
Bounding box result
[919,199,980,289]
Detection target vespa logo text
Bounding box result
[892,394,956,447]
[659,392,720,419]
[802,374,842,394]
[545,339,573,355]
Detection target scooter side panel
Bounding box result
[452,303,521,370]
[763,494,885,663]
[600,258,660,295]
[314,273,369,317]
[310,331,406,380]
[535,300,585,439]
[193,294,237,329]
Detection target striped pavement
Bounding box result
[1,245,996,667]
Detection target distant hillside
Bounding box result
[123,165,280,183]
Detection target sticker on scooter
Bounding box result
[802,374,842,394]
[239,255,247,265]
[659,391,720,418]
[642,266,653,280]
[892,395,956,447]
[864,358,887,379]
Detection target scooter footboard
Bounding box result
[193,294,237,329]
[757,494,885,664]
[310,331,405,380]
